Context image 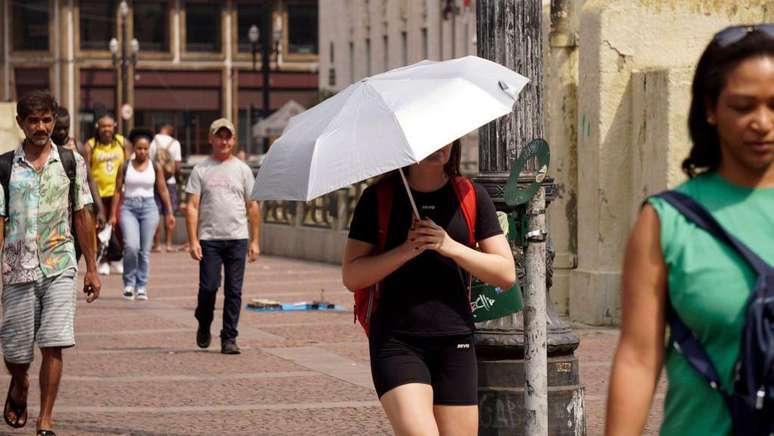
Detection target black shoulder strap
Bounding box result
[652,190,769,402]
[57,146,77,213]
[0,151,14,215]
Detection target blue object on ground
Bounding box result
[246,303,349,313]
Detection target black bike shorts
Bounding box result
[369,333,477,405]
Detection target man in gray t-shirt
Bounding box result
[185,118,260,355]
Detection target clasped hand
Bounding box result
[405,218,459,257]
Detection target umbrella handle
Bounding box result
[398,167,421,221]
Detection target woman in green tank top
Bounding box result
[605,27,774,435]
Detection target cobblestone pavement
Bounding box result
[0,252,663,435]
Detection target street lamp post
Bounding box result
[110,0,138,135]
[248,25,259,71]
[260,5,272,152]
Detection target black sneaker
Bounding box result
[221,340,241,355]
[196,326,211,349]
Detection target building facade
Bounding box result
[0,0,319,156]
[319,0,478,173]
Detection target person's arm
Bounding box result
[73,153,101,303]
[605,205,668,436]
[154,163,176,230]
[247,200,260,262]
[414,218,515,289]
[75,208,100,303]
[87,171,106,229]
[185,194,202,261]
[82,140,93,166]
[109,162,125,227]
[342,220,427,291]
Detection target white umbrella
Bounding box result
[251,55,528,217]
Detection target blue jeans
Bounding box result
[120,197,160,288]
[195,239,248,341]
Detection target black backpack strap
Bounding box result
[57,146,77,214]
[653,190,769,403]
[0,151,15,217]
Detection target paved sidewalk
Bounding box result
[0,252,662,435]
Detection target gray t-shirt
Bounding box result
[185,157,255,240]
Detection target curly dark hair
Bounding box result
[685,28,774,177]
[17,90,58,120]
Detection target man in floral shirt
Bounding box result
[0,91,101,435]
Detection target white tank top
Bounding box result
[124,161,156,198]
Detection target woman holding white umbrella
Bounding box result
[252,55,527,435]
[343,138,515,435]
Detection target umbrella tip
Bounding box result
[498,80,518,101]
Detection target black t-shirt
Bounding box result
[348,178,503,337]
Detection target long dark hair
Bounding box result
[685,29,774,177]
[443,139,462,177]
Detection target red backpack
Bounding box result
[354,176,478,336]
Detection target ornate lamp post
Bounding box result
[110,0,138,135]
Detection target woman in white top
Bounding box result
[110,128,175,300]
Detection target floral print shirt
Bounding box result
[0,144,92,285]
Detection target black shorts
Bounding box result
[369,333,477,405]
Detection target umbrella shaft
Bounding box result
[398,167,421,220]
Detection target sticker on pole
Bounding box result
[504,138,550,207]
[120,103,133,121]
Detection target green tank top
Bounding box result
[648,173,774,436]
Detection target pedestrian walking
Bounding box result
[85,113,127,275]
[110,128,175,301]
[149,123,182,252]
[606,26,774,435]
[0,91,101,436]
[342,140,515,435]
[51,106,107,253]
[185,118,260,355]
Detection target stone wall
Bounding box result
[567,0,774,324]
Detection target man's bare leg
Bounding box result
[164,217,175,251]
[3,360,30,427]
[37,347,63,432]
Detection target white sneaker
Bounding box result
[110,261,124,274]
[135,288,148,301]
[98,262,110,276]
[122,286,135,300]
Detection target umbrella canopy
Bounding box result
[251,55,528,202]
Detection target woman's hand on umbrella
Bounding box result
[400,219,429,257]
[414,219,460,257]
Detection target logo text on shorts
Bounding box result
[457,343,470,349]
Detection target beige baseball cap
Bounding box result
[209,118,235,135]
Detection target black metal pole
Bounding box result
[252,43,257,71]
[475,1,584,434]
[119,15,128,135]
[261,4,271,152]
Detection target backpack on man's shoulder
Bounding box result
[0,146,77,224]
[655,190,774,436]
[353,175,477,337]
[152,135,177,180]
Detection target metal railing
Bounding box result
[178,160,370,230]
